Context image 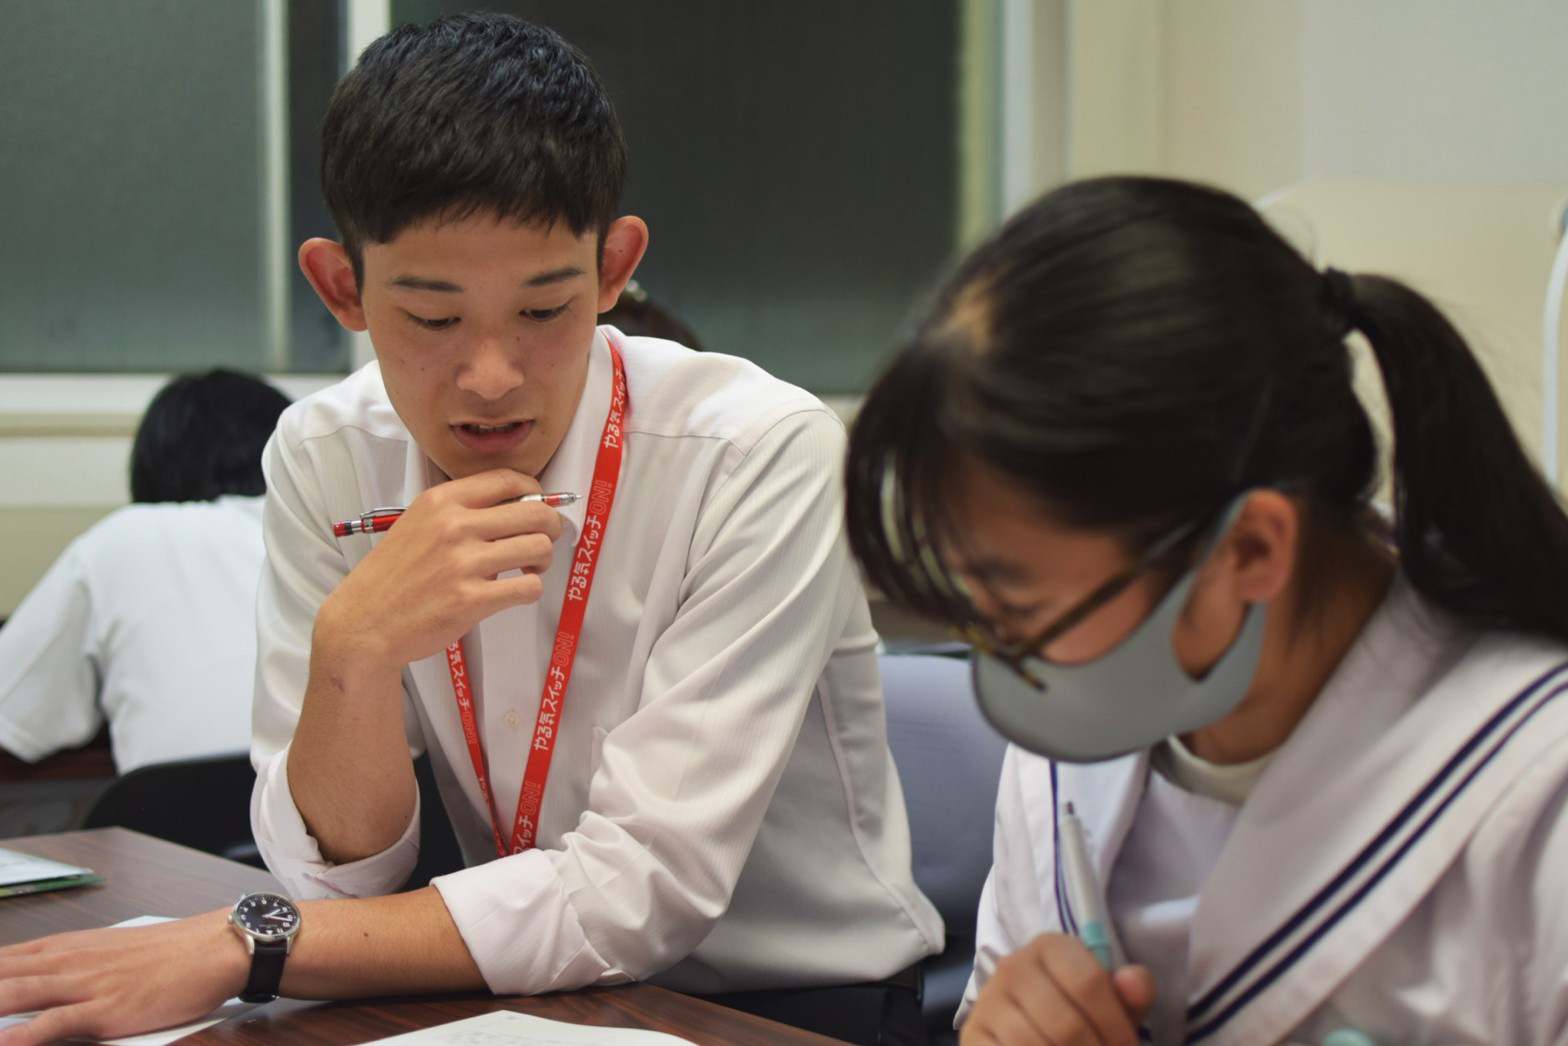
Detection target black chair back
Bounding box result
[83,753,262,866]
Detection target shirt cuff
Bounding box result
[432,850,621,995]
[250,745,421,898]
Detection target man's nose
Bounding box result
[455,332,525,400]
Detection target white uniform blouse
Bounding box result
[251,329,942,996]
[0,496,266,772]
[963,577,1568,1044]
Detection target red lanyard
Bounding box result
[446,338,627,857]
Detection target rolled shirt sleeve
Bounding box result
[249,409,424,898]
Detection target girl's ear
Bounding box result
[1220,490,1300,605]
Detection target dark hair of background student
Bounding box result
[845,175,1568,645]
[602,280,705,352]
[129,369,291,504]
[319,12,627,281]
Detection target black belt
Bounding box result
[877,961,924,1000]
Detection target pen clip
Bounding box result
[360,507,403,526]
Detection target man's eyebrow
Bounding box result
[385,266,587,293]
[388,275,461,292]
[526,265,587,287]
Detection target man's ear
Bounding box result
[596,217,650,312]
[1220,490,1299,605]
[299,238,367,332]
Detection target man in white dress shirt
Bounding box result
[0,13,939,1046]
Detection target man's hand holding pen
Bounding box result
[314,468,567,672]
[291,467,570,863]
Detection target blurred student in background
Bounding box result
[845,176,1568,1042]
[601,279,704,351]
[0,369,290,773]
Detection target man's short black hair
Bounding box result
[320,12,627,278]
[130,369,290,504]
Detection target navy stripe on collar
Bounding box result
[1185,659,1568,1039]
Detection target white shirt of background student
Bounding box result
[0,496,265,772]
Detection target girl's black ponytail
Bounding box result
[1344,269,1568,642]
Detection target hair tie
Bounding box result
[1322,267,1360,334]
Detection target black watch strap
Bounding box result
[239,940,288,1003]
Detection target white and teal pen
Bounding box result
[1059,801,1124,969]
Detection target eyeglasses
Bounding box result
[955,515,1205,689]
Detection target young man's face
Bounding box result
[304,212,645,480]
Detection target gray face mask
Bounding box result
[971,507,1266,763]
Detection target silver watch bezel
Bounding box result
[229,892,302,949]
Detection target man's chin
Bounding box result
[430,450,545,483]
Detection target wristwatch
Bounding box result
[228,892,302,1003]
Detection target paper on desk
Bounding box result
[0,844,101,895]
[0,916,260,1045]
[368,1010,698,1044]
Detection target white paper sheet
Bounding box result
[0,845,94,887]
[367,1010,698,1045]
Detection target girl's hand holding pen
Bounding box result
[960,933,1154,1046]
[314,468,566,671]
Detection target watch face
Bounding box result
[231,893,301,943]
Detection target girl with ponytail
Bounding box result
[847,176,1568,1043]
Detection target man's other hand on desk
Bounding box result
[0,908,243,1044]
[0,887,485,1044]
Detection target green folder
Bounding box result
[0,846,103,897]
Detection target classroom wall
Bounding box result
[1036,0,1568,491]
[1049,0,1568,195]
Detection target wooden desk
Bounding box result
[1,829,842,1045]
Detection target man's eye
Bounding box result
[523,304,569,322]
[409,314,458,331]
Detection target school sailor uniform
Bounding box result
[250,328,942,996]
[960,575,1568,1043]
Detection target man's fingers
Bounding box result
[467,533,557,585]
[472,573,547,612]
[0,978,61,1019]
[0,1002,95,1046]
[471,503,565,545]
[425,468,539,510]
